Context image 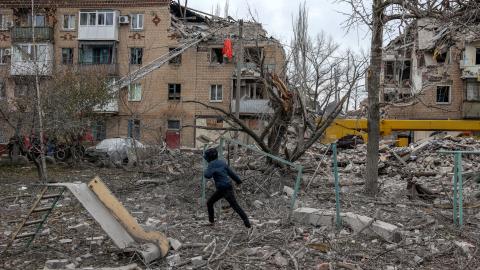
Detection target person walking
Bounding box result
[203,148,251,228]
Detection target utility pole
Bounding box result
[32,0,48,182]
[234,19,243,151]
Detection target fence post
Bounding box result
[291,166,303,210]
[332,143,341,229]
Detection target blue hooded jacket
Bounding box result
[204,159,242,190]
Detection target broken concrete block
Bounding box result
[292,208,335,227]
[166,254,180,267]
[253,200,264,208]
[44,259,69,269]
[191,256,205,267]
[59,238,73,244]
[274,252,288,267]
[168,237,182,250]
[343,212,403,243]
[454,241,475,257]
[283,186,294,197]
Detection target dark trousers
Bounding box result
[207,188,251,228]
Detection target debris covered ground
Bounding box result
[1,136,480,270]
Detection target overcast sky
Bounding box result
[189,0,370,52]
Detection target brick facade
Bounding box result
[0,2,285,147]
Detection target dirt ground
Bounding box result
[0,142,479,270]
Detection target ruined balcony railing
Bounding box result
[78,63,119,76]
[11,27,54,42]
[231,99,272,114]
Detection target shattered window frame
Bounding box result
[168,83,181,101]
[466,80,480,101]
[476,48,480,65]
[61,48,74,65]
[210,48,224,64]
[210,84,223,102]
[436,85,451,104]
[167,120,181,130]
[128,83,142,102]
[0,48,10,65]
[130,47,143,65]
[168,48,182,65]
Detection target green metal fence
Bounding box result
[439,150,480,228]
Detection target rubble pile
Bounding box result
[0,137,479,269]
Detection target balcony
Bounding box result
[463,101,480,119]
[78,11,119,41]
[94,99,118,113]
[10,43,53,76]
[11,27,53,42]
[231,99,272,114]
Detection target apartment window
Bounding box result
[80,11,113,26]
[17,44,47,62]
[210,85,223,102]
[128,83,142,101]
[79,45,113,64]
[436,86,451,104]
[0,14,11,30]
[168,84,181,100]
[244,47,263,63]
[92,120,106,141]
[131,14,144,30]
[62,14,76,30]
[62,48,73,64]
[28,14,45,27]
[127,119,141,140]
[167,120,180,130]
[0,48,10,64]
[206,118,223,128]
[0,80,5,99]
[466,80,480,101]
[97,12,114,26]
[210,48,224,64]
[169,48,182,64]
[130,48,143,65]
[475,48,480,65]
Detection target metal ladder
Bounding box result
[111,25,226,91]
[3,185,65,253]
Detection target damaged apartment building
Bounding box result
[381,18,480,124]
[0,0,285,148]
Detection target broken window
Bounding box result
[0,80,5,99]
[14,84,29,97]
[206,118,223,128]
[383,60,410,83]
[210,48,224,64]
[167,120,180,130]
[168,84,181,100]
[244,47,263,64]
[0,48,10,64]
[128,119,141,140]
[210,84,222,102]
[128,83,142,101]
[436,52,447,63]
[476,48,480,65]
[466,80,480,101]
[92,120,106,141]
[62,48,73,64]
[169,48,182,65]
[436,86,450,103]
[130,47,143,65]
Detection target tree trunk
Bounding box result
[365,0,383,196]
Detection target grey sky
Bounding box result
[188,0,370,51]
